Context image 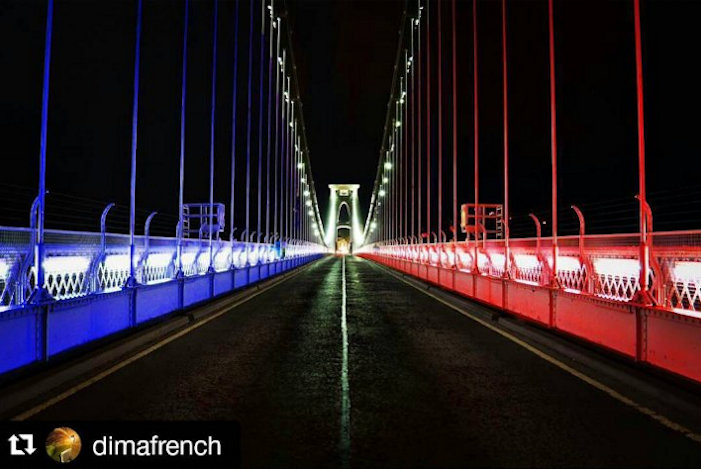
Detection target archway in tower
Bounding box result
[336,202,352,254]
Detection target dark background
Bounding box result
[0,0,699,238]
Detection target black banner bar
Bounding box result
[0,421,240,468]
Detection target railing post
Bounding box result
[126,0,143,289]
[207,0,219,275]
[29,0,54,304]
[177,0,189,282]
[502,0,511,280]
[548,0,560,289]
[632,0,654,306]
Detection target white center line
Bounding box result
[340,255,351,466]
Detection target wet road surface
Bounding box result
[29,256,701,467]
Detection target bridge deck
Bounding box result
[21,256,701,467]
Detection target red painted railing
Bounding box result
[358,230,701,384]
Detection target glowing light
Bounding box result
[214,250,231,271]
[0,259,10,279]
[303,190,310,197]
[513,254,540,271]
[593,258,640,278]
[670,261,701,281]
[146,252,173,268]
[297,162,304,169]
[102,254,130,272]
[180,252,196,267]
[457,251,473,270]
[305,200,312,207]
[395,120,401,128]
[477,253,491,271]
[557,256,581,272]
[44,255,92,274]
[379,189,386,197]
[490,253,506,268]
[384,161,392,170]
[308,210,314,216]
[429,250,439,264]
[248,250,259,266]
[382,176,388,183]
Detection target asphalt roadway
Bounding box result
[28,256,701,467]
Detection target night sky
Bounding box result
[1,0,700,239]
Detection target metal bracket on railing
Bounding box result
[100,203,115,253]
[144,212,157,255]
[571,205,585,259]
[88,202,115,293]
[633,195,659,305]
[175,220,184,278]
[18,196,43,303]
[137,211,158,281]
[570,205,593,293]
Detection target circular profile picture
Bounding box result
[45,427,82,463]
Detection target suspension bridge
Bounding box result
[1,0,701,467]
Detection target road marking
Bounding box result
[13,263,319,421]
[374,261,701,445]
[340,255,351,467]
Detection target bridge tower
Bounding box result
[325,184,363,253]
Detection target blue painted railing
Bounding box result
[0,225,326,375]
